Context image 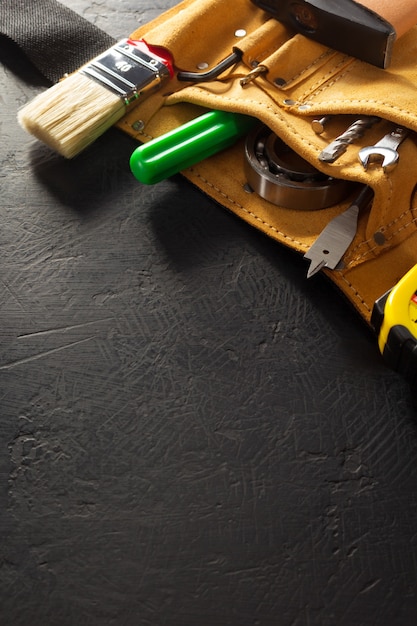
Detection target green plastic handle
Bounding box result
[129,110,256,185]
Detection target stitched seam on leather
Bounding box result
[338,274,371,314]
[303,97,417,120]
[135,130,154,140]
[189,170,308,248]
[347,207,417,266]
[190,90,321,152]
[346,176,394,261]
[248,41,287,66]
[298,60,354,101]
[276,50,333,86]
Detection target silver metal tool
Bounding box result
[177,50,243,82]
[244,125,352,210]
[319,116,380,163]
[311,115,332,135]
[358,126,410,173]
[304,185,374,278]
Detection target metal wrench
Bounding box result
[358,126,410,173]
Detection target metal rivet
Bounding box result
[373,232,386,245]
[298,104,312,111]
[283,99,296,106]
[235,29,247,37]
[243,183,254,194]
[274,77,286,87]
[311,115,333,135]
[251,60,259,69]
[132,120,145,132]
[197,62,209,70]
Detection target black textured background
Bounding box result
[1,1,417,624]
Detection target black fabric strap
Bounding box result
[0,0,115,82]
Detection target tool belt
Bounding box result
[113,0,417,325]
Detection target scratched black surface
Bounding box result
[1,1,417,625]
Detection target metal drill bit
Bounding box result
[319,116,380,163]
[304,185,374,278]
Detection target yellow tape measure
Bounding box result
[372,264,417,384]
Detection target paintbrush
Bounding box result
[17,39,174,158]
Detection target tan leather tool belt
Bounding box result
[117,0,417,323]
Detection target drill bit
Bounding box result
[304,185,374,278]
[319,116,380,163]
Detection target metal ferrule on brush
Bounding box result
[80,39,172,106]
[17,38,174,158]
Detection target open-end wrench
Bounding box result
[358,126,410,173]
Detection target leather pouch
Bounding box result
[116,0,417,324]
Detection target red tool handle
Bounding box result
[127,39,175,78]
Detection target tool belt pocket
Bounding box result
[118,0,417,322]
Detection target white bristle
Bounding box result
[17,73,126,158]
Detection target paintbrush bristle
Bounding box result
[18,73,125,158]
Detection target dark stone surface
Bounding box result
[1,2,416,624]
